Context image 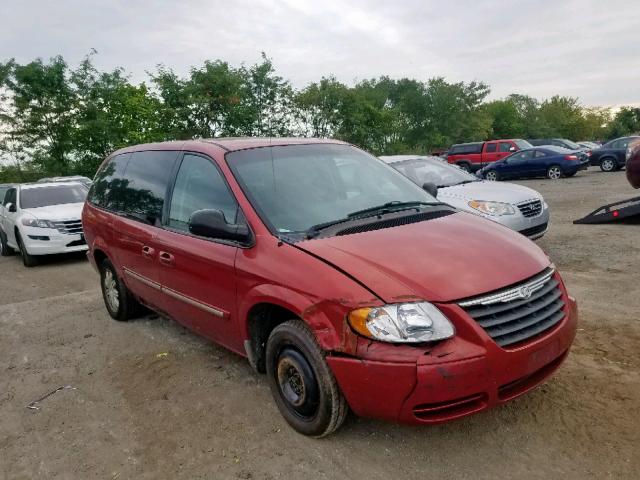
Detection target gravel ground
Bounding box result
[1,169,639,479]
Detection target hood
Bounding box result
[438,181,542,204]
[23,203,84,221]
[296,211,550,303]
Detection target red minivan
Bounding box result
[82,138,577,437]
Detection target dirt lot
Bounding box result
[1,169,639,479]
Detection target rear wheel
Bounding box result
[16,232,38,267]
[600,158,616,172]
[0,230,14,256]
[547,165,562,180]
[457,163,471,173]
[485,170,499,181]
[266,320,348,437]
[100,258,143,321]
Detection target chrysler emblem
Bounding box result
[518,285,533,299]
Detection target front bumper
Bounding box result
[327,295,577,425]
[21,226,88,255]
[478,205,550,240]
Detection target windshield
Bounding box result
[514,139,533,150]
[391,158,478,188]
[226,144,438,234]
[20,184,87,209]
[563,139,581,150]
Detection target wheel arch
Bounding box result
[240,284,347,373]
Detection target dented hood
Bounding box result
[297,211,550,303]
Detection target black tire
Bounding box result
[99,258,143,321]
[546,165,562,180]
[0,230,14,256]
[600,157,616,172]
[456,162,471,173]
[16,232,38,267]
[266,320,348,437]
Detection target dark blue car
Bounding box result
[477,146,589,181]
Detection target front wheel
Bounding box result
[600,158,616,172]
[16,232,38,267]
[266,320,348,437]
[547,165,562,180]
[0,230,14,256]
[485,170,499,181]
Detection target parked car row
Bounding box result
[443,135,638,176]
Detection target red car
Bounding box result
[82,139,577,437]
[447,139,533,172]
[626,139,640,188]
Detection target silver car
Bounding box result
[380,155,550,240]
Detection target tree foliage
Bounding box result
[0,52,637,182]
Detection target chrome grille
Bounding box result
[458,268,565,347]
[52,220,83,235]
[517,200,542,218]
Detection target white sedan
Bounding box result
[380,155,550,240]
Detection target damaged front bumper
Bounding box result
[327,296,577,424]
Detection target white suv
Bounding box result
[0,182,89,266]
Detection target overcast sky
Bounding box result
[1,0,638,107]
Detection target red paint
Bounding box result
[627,140,640,188]
[447,139,526,171]
[83,138,578,426]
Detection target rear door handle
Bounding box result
[159,251,174,267]
[142,246,155,259]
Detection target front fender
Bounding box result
[238,283,359,353]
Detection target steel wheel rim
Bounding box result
[103,269,120,312]
[549,167,561,179]
[486,171,497,181]
[602,159,614,171]
[276,348,319,419]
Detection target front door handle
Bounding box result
[159,251,175,267]
[141,246,155,259]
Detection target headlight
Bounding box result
[348,302,455,343]
[468,200,515,216]
[21,218,55,228]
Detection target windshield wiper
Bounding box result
[346,201,438,219]
[453,179,478,186]
[305,201,442,239]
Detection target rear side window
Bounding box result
[168,154,239,231]
[485,143,497,153]
[119,151,179,225]
[88,153,131,210]
[4,188,16,207]
[535,150,547,158]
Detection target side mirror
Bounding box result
[422,182,438,197]
[189,209,251,243]
[509,146,516,152]
[6,203,16,213]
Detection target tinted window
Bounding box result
[534,150,547,158]
[485,143,497,153]
[169,154,239,232]
[88,153,131,210]
[509,151,534,163]
[499,142,513,152]
[4,188,16,206]
[20,185,87,209]
[0,187,8,204]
